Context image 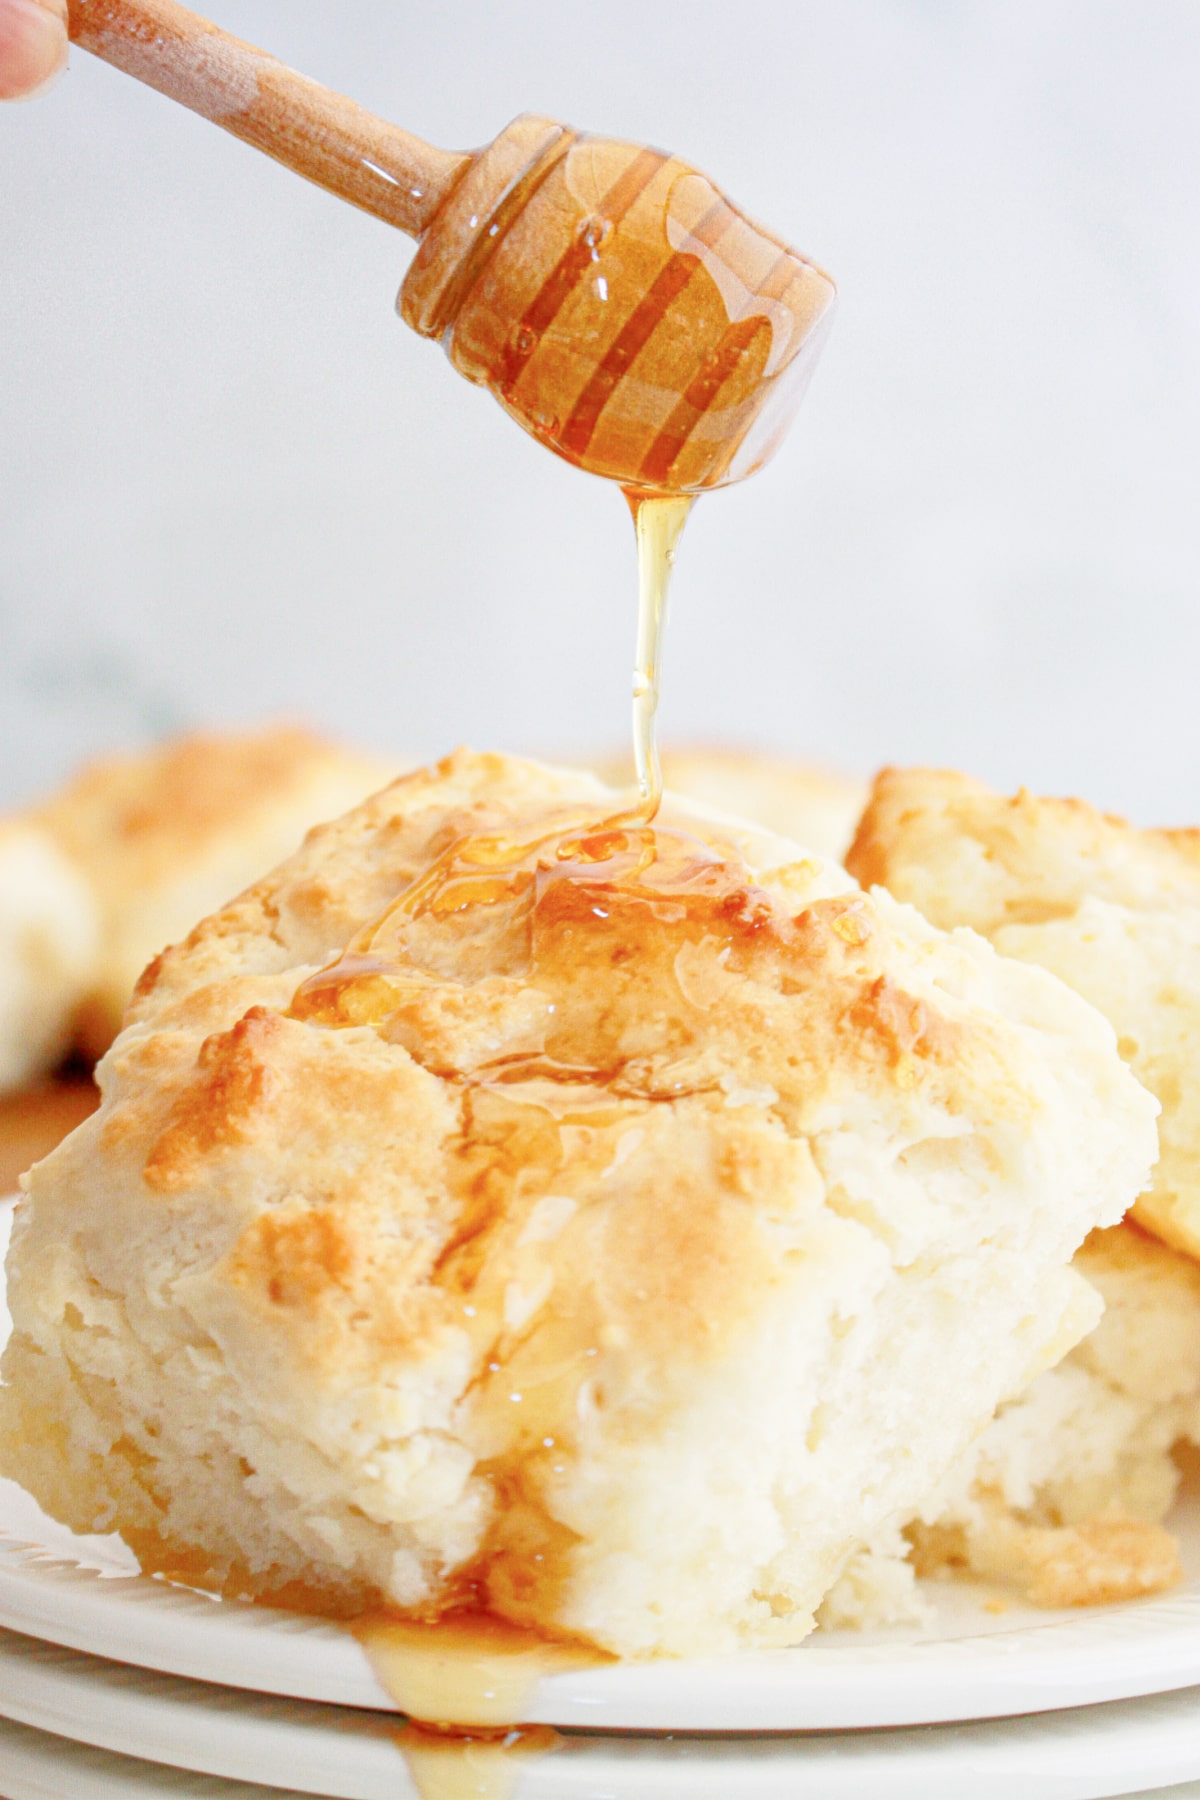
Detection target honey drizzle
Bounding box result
[289,491,692,1015]
[307,460,795,1770]
[296,491,718,1775]
[398,1722,560,1800]
[355,1613,584,1798]
[320,376,689,1792]
[355,1611,595,1728]
[623,488,692,822]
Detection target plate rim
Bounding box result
[4,1625,1200,1800]
[7,1196,1200,1732]
[6,1516,1200,1730]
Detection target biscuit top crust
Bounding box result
[106,750,1057,1391]
[848,767,1200,935]
[127,750,1027,1199]
[34,725,383,902]
[845,765,1200,1262]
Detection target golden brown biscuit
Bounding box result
[0,819,99,1095]
[848,767,1200,1258]
[0,751,1155,1656]
[901,1222,1200,1610]
[1,726,393,1076]
[849,768,1200,930]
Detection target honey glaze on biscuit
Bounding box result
[291,817,788,1473]
[290,813,782,1052]
[290,813,806,1733]
[289,513,795,1761]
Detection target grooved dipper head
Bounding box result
[401,116,836,493]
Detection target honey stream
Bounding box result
[625,490,692,820]
[338,492,691,1799]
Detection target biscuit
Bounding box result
[0,751,1155,1656]
[0,1079,98,1196]
[0,820,99,1094]
[848,767,1200,1258]
[0,726,394,1093]
[906,1222,1200,1608]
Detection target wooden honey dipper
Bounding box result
[66,0,836,494]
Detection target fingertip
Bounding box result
[0,0,70,102]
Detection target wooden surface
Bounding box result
[0,1081,98,1194]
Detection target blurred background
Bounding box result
[1,0,1197,820]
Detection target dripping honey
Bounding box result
[300,389,790,1761]
[291,809,786,1687]
[624,488,691,820]
[354,1610,594,1728]
[397,1721,561,1800]
[314,491,722,1791]
[332,106,829,1751]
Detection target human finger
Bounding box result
[0,0,69,101]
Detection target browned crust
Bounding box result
[35,726,345,898]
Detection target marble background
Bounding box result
[1,0,1197,820]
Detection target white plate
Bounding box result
[0,1711,304,1798]
[7,1196,1200,1733]
[5,1625,1200,1800]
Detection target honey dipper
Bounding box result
[66,0,836,492]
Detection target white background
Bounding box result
[1,0,1197,821]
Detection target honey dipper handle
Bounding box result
[65,0,470,238]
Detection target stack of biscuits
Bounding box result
[842,768,1200,1614]
[0,738,1197,1652]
